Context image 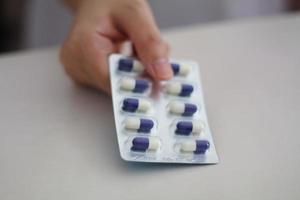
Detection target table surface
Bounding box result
[0,14,299,200]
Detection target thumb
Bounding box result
[115,1,173,80]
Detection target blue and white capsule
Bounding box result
[166,82,194,97]
[122,98,151,113]
[120,77,149,93]
[169,101,197,116]
[180,140,210,154]
[171,63,190,76]
[175,120,204,136]
[118,58,144,72]
[131,137,160,152]
[124,117,154,133]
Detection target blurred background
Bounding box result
[0,0,299,53]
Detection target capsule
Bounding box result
[169,101,197,116]
[175,121,204,136]
[131,137,159,152]
[124,117,154,133]
[180,140,210,154]
[171,63,190,76]
[166,82,194,97]
[120,77,149,93]
[118,58,144,72]
[122,98,151,113]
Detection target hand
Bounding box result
[60,0,173,94]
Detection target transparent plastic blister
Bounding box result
[109,54,219,164]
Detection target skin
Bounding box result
[60,0,173,94]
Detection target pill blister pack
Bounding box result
[109,54,219,164]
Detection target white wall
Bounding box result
[149,0,224,28]
[23,0,72,48]
[23,0,285,49]
[223,0,284,18]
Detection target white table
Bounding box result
[1,14,300,200]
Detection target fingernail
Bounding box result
[149,58,173,79]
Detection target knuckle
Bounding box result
[156,39,169,51]
[142,33,163,46]
[124,0,145,12]
[60,36,81,66]
[80,32,93,48]
[163,41,170,54]
[60,31,88,78]
[141,34,169,54]
[67,33,82,55]
[82,32,113,54]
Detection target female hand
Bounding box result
[60,0,173,94]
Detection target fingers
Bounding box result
[115,0,173,80]
[60,30,118,95]
[60,0,172,95]
[60,34,93,88]
[83,32,117,94]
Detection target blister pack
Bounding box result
[109,54,219,164]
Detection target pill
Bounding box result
[118,58,144,72]
[166,82,194,97]
[122,98,151,112]
[175,121,204,136]
[171,63,190,76]
[120,77,149,93]
[124,117,154,133]
[169,101,197,116]
[131,137,159,152]
[180,140,210,154]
